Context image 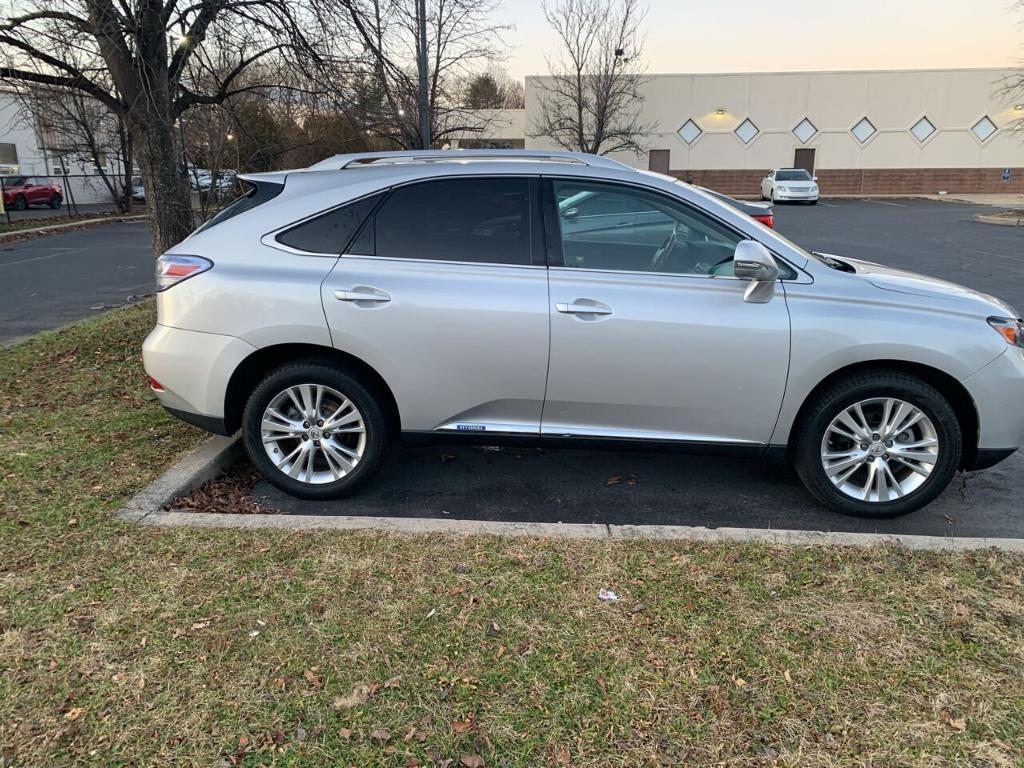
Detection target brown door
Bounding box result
[793,148,816,175]
[648,149,670,174]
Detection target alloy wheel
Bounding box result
[819,397,939,503]
[260,384,366,485]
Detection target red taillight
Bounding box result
[148,376,165,392]
[753,214,774,229]
[156,254,213,291]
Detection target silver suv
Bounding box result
[143,150,1024,517]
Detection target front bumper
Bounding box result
[775,189,819,201]
[962,347,1024,469]
[142,324,256,434]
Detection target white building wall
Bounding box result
[524,68,1024,173]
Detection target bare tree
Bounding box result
[15,84,135,212]
[332,0,510,149]
[998,2,1024,133]
[529,0,654,156]
[1,0,333,253]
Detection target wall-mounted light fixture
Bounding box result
[714,108,726,116]
[1015,104,1024,112]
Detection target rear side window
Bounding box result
[195,180,283,234]
[368,178,531,265]
[276,193,383,254]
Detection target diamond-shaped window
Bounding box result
[734,118,759,144]
[677,119,702,145]
[851,117,877,143]
[910,117,936,143]
[971,116,997,142]
[793,118,817,144]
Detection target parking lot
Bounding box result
[0,221,153,344]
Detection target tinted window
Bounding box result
[276,193,382,254]
[371,178,531,265]
[195,180,283,234]
[551,180,745,276]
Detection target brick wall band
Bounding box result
[669,168,1024,198]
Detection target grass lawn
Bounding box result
[2,302,1023,767]
[0,212,146,238]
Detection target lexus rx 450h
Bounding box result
[143,150,1024,517]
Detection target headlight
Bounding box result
[988,317,1024,348]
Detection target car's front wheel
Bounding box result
[242,362,390,500]
[49,194,62,209]
[793,371,961,517]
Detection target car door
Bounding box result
[318,175,551,436]
[541,177,791,446]
[762,171,774,199]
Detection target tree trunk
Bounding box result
[129,114,193,254]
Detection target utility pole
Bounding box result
[416,0,430,149]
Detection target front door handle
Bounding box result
[334,288,391,303]
[555,301,612,315]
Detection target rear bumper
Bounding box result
[143,324,256,433]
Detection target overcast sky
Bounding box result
[493,0,1023,80]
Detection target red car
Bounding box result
[1,176,64,210]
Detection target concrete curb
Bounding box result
[973,213,1024,227]
[116,435,245,523]
[116,436,1024,552]
[0,214,147,241]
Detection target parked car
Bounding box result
[131,176,146,203]
[701,188,774,228]
[761,168,819,204]
[1,175,63,210]
[143,150,1024,517]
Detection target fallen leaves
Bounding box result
[63,707,84,722]
[605,474,638,487]
[332,683,375,710]
[460,756,485,768]
[451,719,473,734]
[486,621,502,638]
[946,715,967,732]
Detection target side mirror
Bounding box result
[733,240,779,303]
[812,176,818,182]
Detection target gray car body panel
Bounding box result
[144,152,1024,461]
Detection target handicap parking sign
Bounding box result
[1003,168,1012,182]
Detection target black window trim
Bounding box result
[540,176,802,281]
[339,174,545,269]
[268,189,386,257]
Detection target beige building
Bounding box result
[518,67,1024,195]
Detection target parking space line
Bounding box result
[817,202,839,207]
[864,200,906,207]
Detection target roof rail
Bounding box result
[304,149,633,172]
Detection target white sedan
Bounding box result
[761,168,819,204]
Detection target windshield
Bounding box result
[776,170,812,181]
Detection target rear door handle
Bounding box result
[555,301,612,315]
[334,288,391,303]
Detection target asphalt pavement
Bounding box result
[0,222,153,344]
[254,443,1024,538]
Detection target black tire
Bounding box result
[793,370,961,518]
[12,194,27,211]
[809,200,818,206]
[49,194,62,209]
[242,361,390,500]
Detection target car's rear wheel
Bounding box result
[49,194,62,209]
[793,371,961,517]
[242,361,390,500]
[12,194,27,211]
